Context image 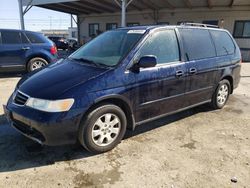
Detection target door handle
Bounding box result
[189,68,197,75]
[22,47,30,50]
[176,70,184,78]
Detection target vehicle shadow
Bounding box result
[124,104,212,139]
[0,104,213,173]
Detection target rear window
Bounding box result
[179,28,216,61]
[210,30,235,56]
[25,32,46,43]
[1,31,21,44]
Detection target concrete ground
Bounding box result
[0,64,249,188]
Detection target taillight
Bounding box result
[50,45,57,55]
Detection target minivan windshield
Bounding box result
[69,29,145,67]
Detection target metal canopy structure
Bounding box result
[19,0,250,31]
[35,0,250,14]
[34,0,250,28]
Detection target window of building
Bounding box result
[89,23,99,37]
[25,32,45,43]
[138,30,180,64]
[127,23,140,27]
[202,20,219,26]
[106,23,118,30]
[71,31,76,38]
[179,28,216,61]
[1,31,21,44]
[210,30,235,56]
[233,21,250,38]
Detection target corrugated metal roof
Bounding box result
[32,0,250,15]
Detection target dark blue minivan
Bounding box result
[4,24,241,153]
[0,29,58,73]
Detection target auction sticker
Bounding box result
[127,30,146,34]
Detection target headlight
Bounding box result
[26,98,74,112]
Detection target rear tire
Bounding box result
[27,57,48,72]
[78,104,127,154]
[211,79,231,109]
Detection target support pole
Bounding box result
[77,15,81,44]
[121,0,127,27]
[18,0,25,30]
[70,14,73,28]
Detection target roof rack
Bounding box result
[180,22,219,28]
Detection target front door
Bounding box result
[131,29,187,122]
[0,30,27,73]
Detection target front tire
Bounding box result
[78,104,127,154]
[27,57,48,72]
[211,79,231,109]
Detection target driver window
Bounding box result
[138,30,180,64]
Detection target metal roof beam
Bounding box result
[129,3,142,11]
[163,0,175,9]
[229,0,235,7]
[39,4,86,14]
[64,2,103,13]
[90,0,120,12]
[208,0,212,9]
[183,0,192,9]
[140,0,158,10]
[75,0,116,13]
[56,3,90,14]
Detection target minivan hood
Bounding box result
[18,59,108,99]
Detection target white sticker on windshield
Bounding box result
[127,30,146,34]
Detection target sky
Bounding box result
[0,0,76,31]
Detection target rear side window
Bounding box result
[210,30,235,56]
[25,32,45,43]
[138,30,180,64]
[1,31,21,44]
[179,28,216,61]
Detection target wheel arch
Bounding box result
[221,75,234,94]
[26,54,50,70]
[83,95,136,131]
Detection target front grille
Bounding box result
[12,120,45,142]
[14,91,29,106]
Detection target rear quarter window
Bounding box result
[210,30,235,56]
[25,32,46,44]
[179,28,216,61]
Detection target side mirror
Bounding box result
[138,55,157,68]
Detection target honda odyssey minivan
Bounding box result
[4,24,241,153]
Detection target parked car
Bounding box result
[0,29,58,73]
[5,24,241,153]
[67,38,78,49]
[48,36,69,50]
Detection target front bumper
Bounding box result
[4,102,83,146]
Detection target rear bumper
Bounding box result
[4,102,83,146]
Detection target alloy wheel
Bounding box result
[91,113,121,147]
[217,84,229,105]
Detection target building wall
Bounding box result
[79,6,250,60]
[68,27,78,39]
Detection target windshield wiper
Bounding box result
[71,57,100,67]
[71,57,111,68]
